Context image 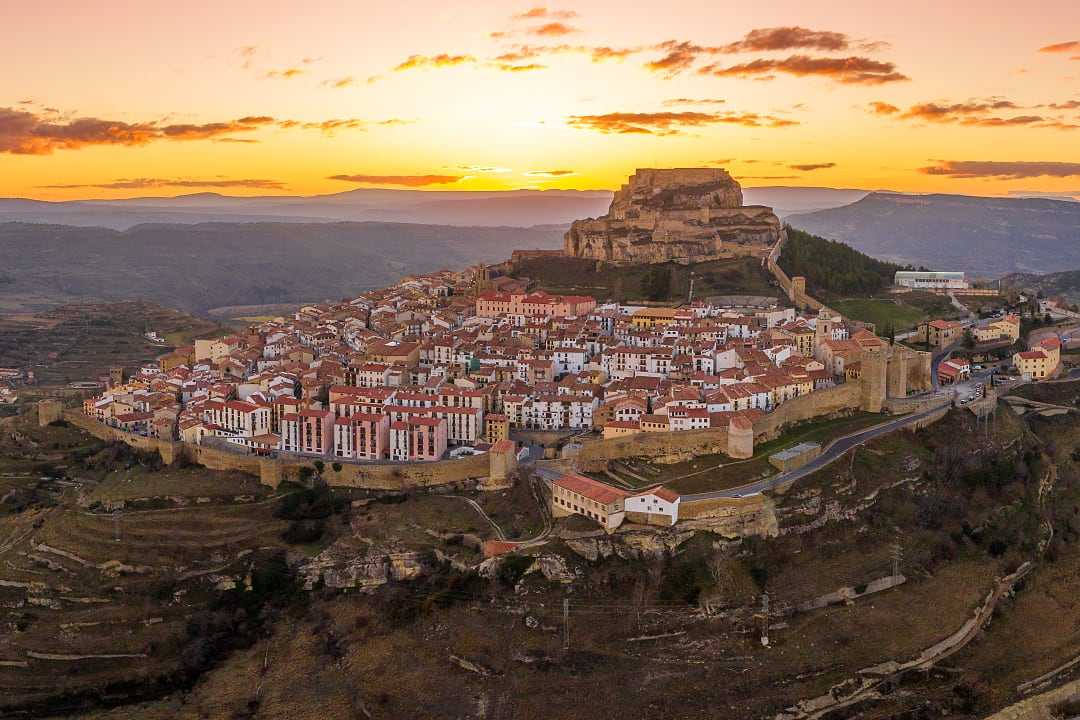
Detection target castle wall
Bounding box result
[751,384,862,442]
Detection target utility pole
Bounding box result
[563,597,570,651]
[891,541,903,579]
[759,593,770,647]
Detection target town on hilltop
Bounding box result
[74,170,1064,532]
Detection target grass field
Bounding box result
[605,412,888,495]
[831,291,960,332]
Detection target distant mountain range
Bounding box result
[0,186,866,230]
[788,192,1080,277]
[0,221,562,313]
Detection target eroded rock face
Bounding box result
[564,168,784,265]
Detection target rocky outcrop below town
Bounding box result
[563,168,784,265]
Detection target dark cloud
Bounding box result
[327,174,464,186]
[394,54,475,71]
[788,162,836,171]
[720,27,852,53]
[1040,41,1080,53]
[900,100,1021,120]
[38,177,286,190]
[918,160,1080,179]
[524,169,575,177]
[698,55,909,84]
[566,110,798,135]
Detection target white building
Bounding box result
[894,271,968,290]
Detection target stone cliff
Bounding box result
[564,168,785,265]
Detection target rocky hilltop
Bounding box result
[564,168,785,265]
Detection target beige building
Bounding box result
[974,314,1021,344]
[1013,335,1061,380]
[551,473,630,530]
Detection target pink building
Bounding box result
[280,409,333,456]
[388,417,447,462]
[333,412,390,460]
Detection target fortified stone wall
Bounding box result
[751,384,862,442]
[573,426,731,470]
[64,409,491,492]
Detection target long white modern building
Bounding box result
[893,271,968,290]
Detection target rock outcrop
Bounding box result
[564,168,784,265]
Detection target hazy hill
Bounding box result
[1000,269,1080,302]
[0,221,562,313]
[0,186,864,230]
[788,192,1080,276]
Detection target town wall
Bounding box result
[751,384,862,442]
[572,426,730,470]
[63,409,491,492]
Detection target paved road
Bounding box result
[683,402,950,501]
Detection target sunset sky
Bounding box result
[2,0,1079,200]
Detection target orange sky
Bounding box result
[2,0,1079,200]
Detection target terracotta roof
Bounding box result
[553,473,630,505]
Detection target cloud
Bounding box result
[900,99,1021,120]
[455,165,512,174]
[868,101,900,115]
[698,55,909,84]
[566,110,798,135]
[720,27,853,53]
[327,174,464,186]
[788,162,836,171]
[643,28,890,76]
[875,98,1079,130]
[324,76,355,89]
[38,177,286,190]
[917,160,1080,179]
[589,46,638,61]
[0,108,389,155]
[394,54,475,71]
[239,45,257,69]
[646,41,706,76]
[524,169,575,177]
[514,7,577,20]
[263,67,305,79]
[491,62,547,72]
[1040,41,1080,53]
[663,98,726,106]
[1045,100,1080,110]
[530,22,578,37]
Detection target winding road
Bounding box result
[683,401,950,501]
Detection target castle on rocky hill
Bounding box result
[563,168,784,265]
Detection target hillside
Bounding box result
[789,192,1080,276]
[777,226,903,297]
[0,221,563,313]
[508,254,778,303]
[1000,269,1080,302]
